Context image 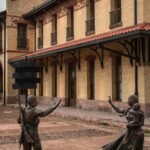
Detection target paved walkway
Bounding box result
[10,104,150,126]
[52,107,150,126]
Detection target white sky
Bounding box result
[0,0,6,11]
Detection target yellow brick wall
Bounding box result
[121,57,135,102]
[57,16,67,44]
[57,65,65,98]
[144,66,150,103]
[6,58,15,96]
[6,0,46,54]
[6,17,35,52]
[76,49,88,99]
[43,19,51,48]
[95,0,110,34]
[7,0,46,16]
[33,0,146,50]
[95,53,112,100]
[43,61,52,97]
[74,7,86,40]
[143,0,150,22]
[35,45,149,106]
[3,0,150,106]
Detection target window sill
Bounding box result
[51,41,57,46]
[66,36,74,41]
[86,30,95,36]
[38,46,43,49]
[109,22,122,29]
[17,47,29,50]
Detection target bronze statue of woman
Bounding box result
[102,95,144,150]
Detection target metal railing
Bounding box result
[86,18,95,34]
[110,8,122,26]
[66,26,74,40]
[17,38,28,49]
[51,32,57,45]
[38,37,43,49]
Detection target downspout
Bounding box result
[34,20,37,96]
[134,0,138,96]
[134,0,137,25]
[34,21,36,52]
[3,18,6,105]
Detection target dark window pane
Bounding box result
[17,23,27,49]
[87,59,95,99]
[52,64,57,97]
[115,56,122,101]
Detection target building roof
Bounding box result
[9,23,150,63]
[23,0,64,19]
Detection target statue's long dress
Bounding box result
[101,108,144,150]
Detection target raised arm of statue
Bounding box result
[35,100,61,118]
[108,96,126,114]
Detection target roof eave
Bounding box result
[23,0,59,20]
[9,30,150,63]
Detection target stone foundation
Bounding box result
[7,96,17,104]
[77,99,150,117]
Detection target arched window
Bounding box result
[86,55,96,100]
[51,63,57,97]
[112,55,122,101]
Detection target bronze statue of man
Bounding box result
[17,96,61,150]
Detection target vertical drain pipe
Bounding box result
[3,18,6,105]
[134,0,138,96]
[34,20,37,96]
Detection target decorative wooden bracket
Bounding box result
[118,38,147,65]
[90,45,104,69]
[40,58,48,73]
[52,53,63,72]
[69,50,81,70]
[118,40,134,65]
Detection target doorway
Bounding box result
[67,62,76,107]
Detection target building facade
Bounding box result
[1,0,150,116]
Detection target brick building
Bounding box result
[0,0,150,116]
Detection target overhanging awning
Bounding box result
[9,23,150,63]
